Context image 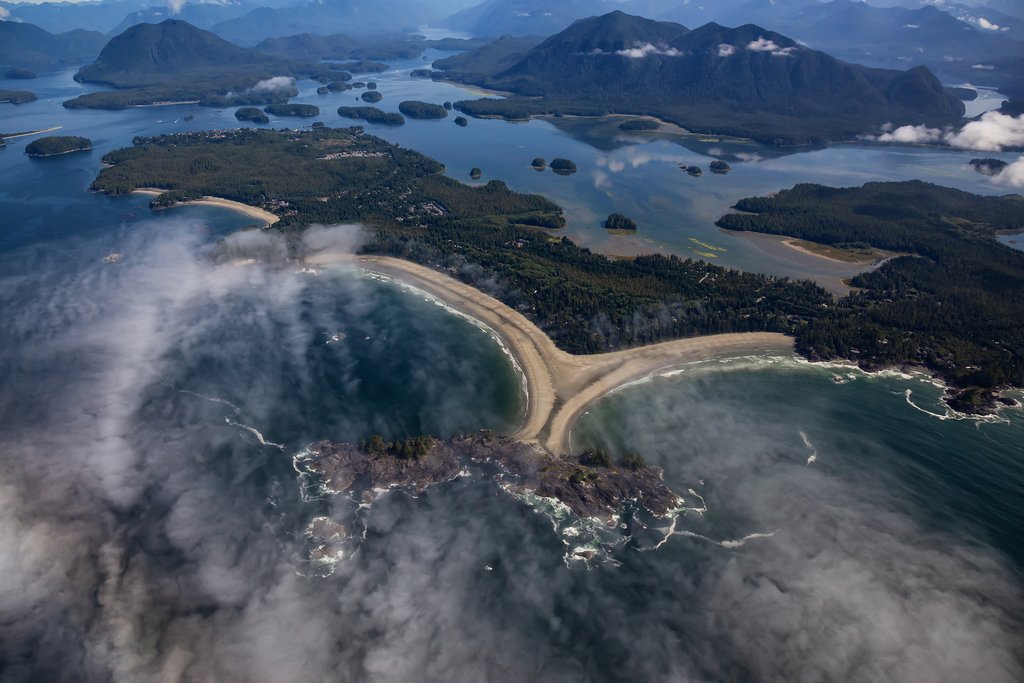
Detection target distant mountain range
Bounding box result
[436,11,966,145]
[0,20,107,68]
[440,0,1023,73]
[209,0,437,45]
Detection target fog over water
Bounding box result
[0,219,1021,682]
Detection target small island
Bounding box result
[684,165,702,177]
[550,157,577,175]
[469,167,483,179]
[317,81,352,95]
[0,90,38,105]
[360,90,383,103]
[235,107,270,124]
[618,119,659,131]
[336,60,388,74]
[337,106,405,125]
[25,136,92,157]
[604,213,637,230]
[969,158,1009,176]
[4,68,37,80]
[398,100,448,119]
[709,160,731,174]
[531,157,546,170]
[454,116,468,127]
[264,103,320,118]
[351,81,366,88]
[410,69,435,78]
[365,82,377,90]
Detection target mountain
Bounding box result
[109,1,262,37]
[649,0,1023,71]
[75,19,285,87]
[254,32,486,61]
[436,11,966,145]
[0,20,107,68]
[0,0,151,34]
[210,0,436,46]
[443,0,612,38]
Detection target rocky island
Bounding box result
[550,157,576,175]
[604,213,637,230]
[297,433,681,523]
[0,90,38,105]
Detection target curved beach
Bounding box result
[132,189,280,226]
[308,251,795,454]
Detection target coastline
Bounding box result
[306,249,795,454]
[2,125,63,140]
[132,189,280,226]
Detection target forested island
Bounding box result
[550,158,576,175]
[398,100,448,119]
[604,213,637,230]
[90,129,1023,412]
[235,107,269,124]
[263,103,319,118]
[717,181,1024,410]
[336,106,405,125]
[360,91,383,103]
[0,90,38,105]
[3,68,37,80]
[26,136,92,157]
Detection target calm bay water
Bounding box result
[1,53,1023,681]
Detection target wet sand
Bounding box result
[132,189,280,226]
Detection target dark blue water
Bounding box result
[1,56,1022,683]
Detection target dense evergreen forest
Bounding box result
[91,129,1023,411]
[718,181,1024,408]
[25,136,92,156]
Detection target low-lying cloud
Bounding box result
[992,156,1024,188]
[252,76,297,93]
[615,42,681,58]
[874,111,1024,151]
[746,37,797,56]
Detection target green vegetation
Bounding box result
[438,12,965,146]
[398,100,448,119]
[263,103,319,118]
[604,213,637,230]
[618,119,659,131]
[410,69,434,78]
[531,157,546,169]
[454,116,468,127]
[317,81,352,95]
[684,166,702,177]
[4,68,37,80]
[0,90,37,105]
[337,106,405,125]
[366,81,377,90]
[235,107,269,124]
[578,449,612,468]
[717,181,1024,409]
[709,160,731,174]
[361,91,383,103]
[359,434,435,460]
[25,136,92,157]
[550,158,576,175]
[336,60,388,74]
[969,158,1008,176]
[469,167,483,179]
[90,131,1024,411]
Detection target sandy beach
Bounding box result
[308,250,794,454]
[132,189,280,226]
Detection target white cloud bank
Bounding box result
[875,112,1024,152]
[0,7,9,19]
[992,157,1024,188]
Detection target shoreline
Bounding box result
[306,250,795,454]
[2,125,63,140]
[132,189,280,226]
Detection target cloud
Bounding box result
[746,37,797,56]
[717,43,736,57]
[252,76,297,93]
[991,156,1024,188]
[972,63,996,70]
[0,7,9,20]
[947,111,1024,151]
[614,42,681,58]
[873,112,1024,152]
[167,0,186,14]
